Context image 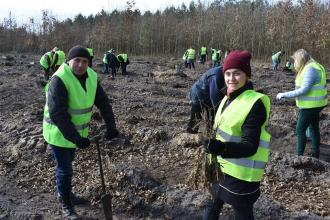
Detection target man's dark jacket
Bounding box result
[47,70,117,145]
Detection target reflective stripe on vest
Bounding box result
[295,61,328,108]
[43,63,97,148]
[44,116,89,130]
[226,158,267,169]
[214,90,271,182]
[216,128,270,149]
[68,107,93,114]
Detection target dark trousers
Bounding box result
[110,67,117,77]
[103,64,109,74]
[120,63,127,75]
[184,60,188,68]
[296,107,324,158]
[201,55,206,64]
[187,103,214,132]
[42,68,50,80]
[188,59,195,70]
[51,145,76,197]
[204,198,254,220]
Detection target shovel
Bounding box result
[94,136,113,220]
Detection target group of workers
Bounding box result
[40,47,129,81]
[182,46,230,70]
[271,50,296,72]
[102,48,130,78]
[39,44,327,220]
[187,48,327,219]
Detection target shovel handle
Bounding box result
[95,139,107,195]
[91,134,102,143]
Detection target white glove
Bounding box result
[276,93,285,100]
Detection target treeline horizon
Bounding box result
[1,0,330,63]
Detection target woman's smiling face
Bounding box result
[224,68,248,91]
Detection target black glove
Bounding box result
[76,137,90,149]
[204,139,225,156]
[106,128,119,140]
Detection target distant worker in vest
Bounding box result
[203,50,271,220]
[51,49,66,73]
[211,48,221,67]
[39,47,58,80]
[182,49,189,68]
[187,46,196,70]
[282,59,294,72]
[103,49,120,78]
[276,49,327,158]
[117,53,130,75]
[200,45,208,64]
[271,50,285,70]
[43,45,119,219]
[86,47,94,67]
[186,66,225,134]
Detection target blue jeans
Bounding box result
[51,145,76,197]
[213,61,220,67]
[272,60,279,70]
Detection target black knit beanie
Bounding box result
[67,45,91,61]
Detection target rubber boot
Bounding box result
[58,195,79,220]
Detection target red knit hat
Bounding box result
[223,50,252,77]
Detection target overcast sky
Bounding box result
[1,0,202,24]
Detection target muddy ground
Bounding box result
[0,54,329,220]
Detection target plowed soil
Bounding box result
[0,54,329,219]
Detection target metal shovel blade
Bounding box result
[101,194,113,220]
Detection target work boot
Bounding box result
[58,195,79,220]
[312,152,320,159]
[70,192,90,205]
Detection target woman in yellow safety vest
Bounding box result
[204,50,271,220]
[276,49,327,158]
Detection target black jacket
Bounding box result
[106,53,120,68]
[47,72,117,145]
